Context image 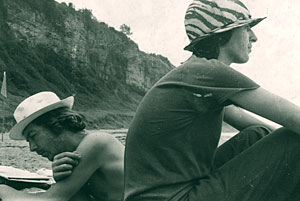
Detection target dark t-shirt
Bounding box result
[124,58,260,201]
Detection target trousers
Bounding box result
[186,126,300,201]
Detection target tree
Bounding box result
[68,3,75,9]
[119,24,132,36]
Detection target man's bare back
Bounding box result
[64,132,124,201]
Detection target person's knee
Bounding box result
[258,127,300,152]
[266,127,300,163]
[271,127,299,140]
[240,125,272,140]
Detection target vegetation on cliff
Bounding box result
[0,0,174,131]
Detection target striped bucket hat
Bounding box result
[184,0,266,51]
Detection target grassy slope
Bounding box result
[0,0,149,131]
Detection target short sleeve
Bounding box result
[156,58,260,106]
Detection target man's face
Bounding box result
[23,124,64,161]
[219,25,258,64]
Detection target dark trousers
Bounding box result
[187,126,300,201]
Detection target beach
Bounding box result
[0,130,234,174]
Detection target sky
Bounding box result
[56,0,300,106]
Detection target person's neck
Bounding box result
[217,55,232,65]
[183,55,232,66]
[60,130,87,152]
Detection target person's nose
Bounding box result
[249,28,257,43]
[29,141,37,152]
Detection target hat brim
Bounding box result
[9,96,74,140]
[184,17,266,52]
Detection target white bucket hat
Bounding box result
[9,91,74,140]
[184,0,266,51]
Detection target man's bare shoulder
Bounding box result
[77,131,124,160]
[77,131,124,179]
[82,131,123,148]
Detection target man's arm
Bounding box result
[0,133,124,201]
[224,105,276,131]
[44,133,123,201]
[229,87,300,135]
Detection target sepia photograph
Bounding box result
[1,0,300,200]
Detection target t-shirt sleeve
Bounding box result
[156,58,260,106]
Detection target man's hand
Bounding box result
[52,152,81,182]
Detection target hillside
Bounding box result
[0,0,174,130]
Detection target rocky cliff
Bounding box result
[0,0,174,130]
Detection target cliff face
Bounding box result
[0,0,174,129]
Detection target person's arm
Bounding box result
[0,133,123,201]
[229,87,300,135]
[224,105,276,131]
[52,152,81,182]
[0,184,26,200]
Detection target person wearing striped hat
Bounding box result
[124,0,300,200]
[184,0,265,60]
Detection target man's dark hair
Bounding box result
[191,30,233,59]
[29,107,86,135]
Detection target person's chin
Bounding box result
[47,154,54,161]
[235,56,249,64]
[40,152,53,161]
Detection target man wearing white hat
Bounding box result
[124,0,300,200]
[0,91,124,201]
